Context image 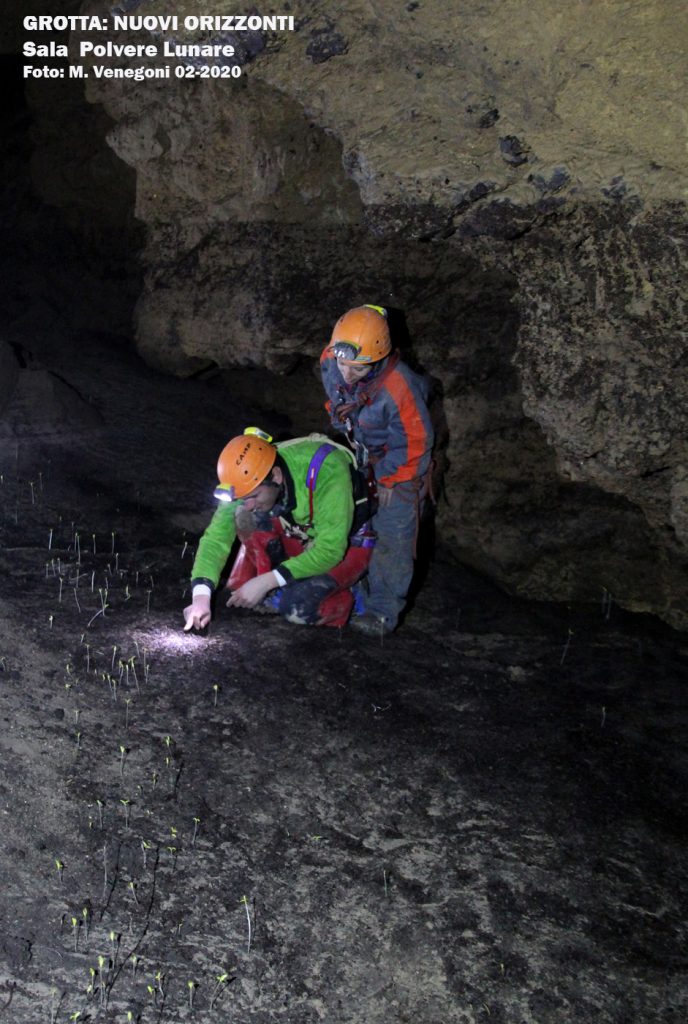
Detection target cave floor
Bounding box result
[0,333,686,1024]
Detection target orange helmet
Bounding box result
[214,428,276,501]
[329,304,391,364]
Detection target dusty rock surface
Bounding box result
[0,327,687,1024]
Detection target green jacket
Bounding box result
[191,438,355,587]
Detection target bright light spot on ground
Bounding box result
[129,626,229,657]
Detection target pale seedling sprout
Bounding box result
[140,838,152,869]
[120,798,131,828]
[209,972,231,1009]
[97,955,108,1008]
[239,894,252,954]
[86,606,106,629]
[560,628,574,666]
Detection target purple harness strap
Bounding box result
[305,443,376,548]
[306,444,337,525]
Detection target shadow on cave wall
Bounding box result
[0,54,143,351]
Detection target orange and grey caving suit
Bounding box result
[190,438,374,627]
[320,347,434,630]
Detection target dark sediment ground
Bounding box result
[0,329,686,1024]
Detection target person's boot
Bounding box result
[349,612,390,636]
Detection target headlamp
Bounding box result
[244,426,273,441]
[213,486,236,503]
[332,341,371,363]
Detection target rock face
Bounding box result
[19,0,688,627]
[513,204,688,623]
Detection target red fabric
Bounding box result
[228,522,303,589]
[327,544,372,588]
[227,517,372,627]
[317,589,354,627]
[227,543,255,589]
[376,368,430,486]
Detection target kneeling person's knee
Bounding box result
[279,575,337,625]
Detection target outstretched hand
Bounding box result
[183,594,212,632]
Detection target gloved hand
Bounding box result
[226,572,277,609]
[183,594,211,631]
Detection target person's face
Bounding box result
[242,468,283,512]
[337,358,373,386]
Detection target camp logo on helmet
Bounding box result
[235,442,252,466]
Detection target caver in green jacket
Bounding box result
[191,437,355,587]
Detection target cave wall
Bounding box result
[16,0,688,628]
